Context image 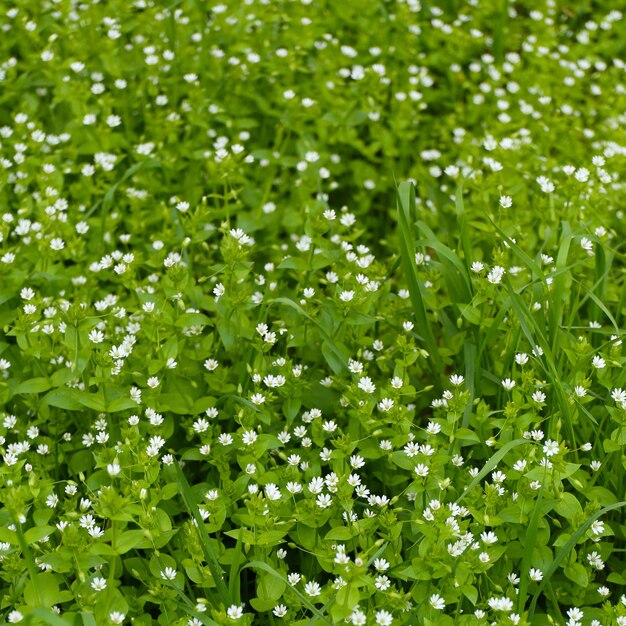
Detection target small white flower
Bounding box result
[91,577,107,591]
[107,462,121,477]
[340,290,355,302]
[160,567,177,580]
[358,376,376,393]
[304,581,322,597]
[226,605,244,620]
[89,330,104,344]
[592,355,606,369]
[487,266,505,284]
[430,594,445,610]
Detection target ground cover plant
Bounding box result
[1,0,626,624]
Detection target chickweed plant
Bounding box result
[1,0,626,625]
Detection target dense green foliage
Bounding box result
[1,0,626,625]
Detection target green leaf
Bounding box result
[24,526,55,544]
[563,563,588,588]
[24,573,64,607]
[554,492,583,521]
[22,608,74,626]
[14,377,51,395]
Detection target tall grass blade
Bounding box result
[174,462,232,605]
[396,181,444,385]
[527,500,626,620]
[455,438,527,505]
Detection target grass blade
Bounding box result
[527,500,626,620]
[174,462,232,605]
[517,476,547,614]
[396,181,444,385]
[455,438,528,505]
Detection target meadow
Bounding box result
[1,0,626,624]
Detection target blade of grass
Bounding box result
[527,500,626,620]
[517,474,548,613]
[477,296,510,364]
[14,520,40,606]
[170,597,222,626]
[174,462,231,605]
[454,182,474,278]
[548,221,572,355]
[461,342,477,428]
[414,227,472,303]
[454,438,528,505]
[504,281,574,444]
[396,181,444,385]
[228,526,244,603]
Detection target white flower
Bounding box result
[358,376,376,393]
[89,330,104,344]
[304,581,321,597]
[160,567,177,580]
[415,464,429,477]
[226,605,244,620]
[611,388,626,404]
[502,378,516,390]
[91,577,107,591]
[242,430,258,445]
[529,568,543,581]
[213,283,225,301]
[499,195,512,208]
[339,290,355,302]
[375,610,393,626]
[487,266,505,284]
[592,355,606,369]
[488,596,514,611]
[430,594,445,610]
[532,390,546,404]
[107,462,121,476]
[316,493,332,508]
[515,353,529,365]
[542,440,559,456]
[264,484,281,501]
[374,558,390,572]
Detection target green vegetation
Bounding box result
[1,0,626,624]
